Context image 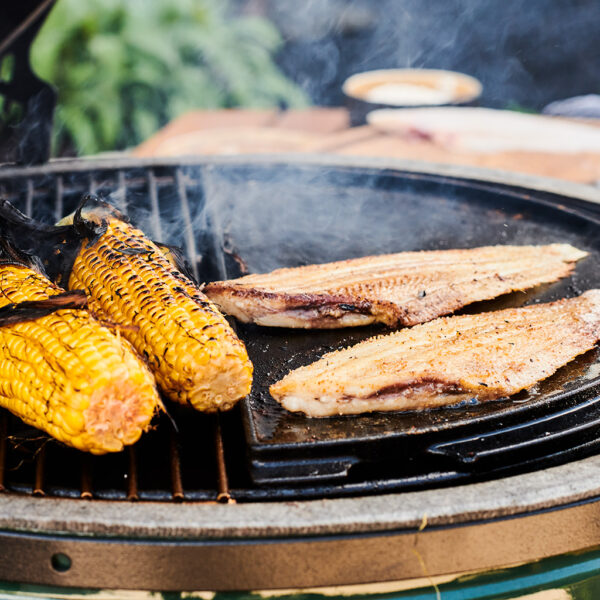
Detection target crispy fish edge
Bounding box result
[205,244,588,329]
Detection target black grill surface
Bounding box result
[1,159,600,501]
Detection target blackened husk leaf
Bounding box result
[0,194,129,285]
[0,194,195,287]
[0,237,47,275]
[0,199,81,283]
[0,290,88,327]
[155,242,198,283]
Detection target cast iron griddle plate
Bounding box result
[199,164,600,486]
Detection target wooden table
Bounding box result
[134,108,600,185]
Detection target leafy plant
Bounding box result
[31,0,309,155]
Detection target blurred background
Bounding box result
[27,0,600,156]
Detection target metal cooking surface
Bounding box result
[0,160,600,500]
[204,165,600,484]
[229,173,600,440]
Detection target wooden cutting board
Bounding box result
[133,108,600,185]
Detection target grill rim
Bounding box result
[0,153,598,203]
[2,500,600,592]
[2,452,600,540]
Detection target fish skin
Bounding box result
[269,290,600,417]
[205,244,587,329]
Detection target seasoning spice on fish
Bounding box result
[270,290,600,416]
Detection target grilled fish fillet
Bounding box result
[205,244,586,328]
[270,290,600,416]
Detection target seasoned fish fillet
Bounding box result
[270,290,600,416]
[205,244,586,328]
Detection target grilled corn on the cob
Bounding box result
[0,259,160,454]
[61,208,253,412]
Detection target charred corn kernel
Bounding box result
[67,218,253,411]
[0,264,160,454]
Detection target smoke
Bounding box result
[191,158,600,288]
[4,159,599,452]
[269,0,600,110]
[198,162,385,278]
[3,4,598,279]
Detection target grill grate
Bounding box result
[2,159,600,505]
[0,164,238,503]
[0,408,237,502]
[0,162,421,503]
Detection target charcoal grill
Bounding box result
[4,3,600,594]
[0,155,600,593]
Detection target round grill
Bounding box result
[0,155,600,591]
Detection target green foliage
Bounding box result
[504,102,538,114]
[31,0,309,155]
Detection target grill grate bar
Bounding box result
[175,168,199,282]
[169,429,184,501]
[6,172,157,206]
[24,178,33,217]
[54,175,63,222]
[1,175,182,205]
[32,444,46,496]
[114,170,127,214]
[127,446,139,501]
[214,415,233,503]
[0,413,7,492]
[80,454,93,499]
[147,170,163,242]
